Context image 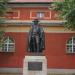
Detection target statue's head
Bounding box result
[33,19,39,25]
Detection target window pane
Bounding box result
[2,44,7,52]
[67,39,72,44]
[3,39,8,43]
[8,44,14,51]
[73,45,75,52]
[67,45,72,53]
[1,37,15,52]
[73,37,75,44]
[66,37,75,53]
[37,12,44,19]
[9,39,13,43]
[9,44,14,49]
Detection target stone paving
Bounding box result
[0,73,75,75]
[0,73,22,75]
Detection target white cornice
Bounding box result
[1,20,65,26]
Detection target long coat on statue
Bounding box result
[27,24,45,52]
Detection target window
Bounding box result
[0,37,15,52]
[37,12,44,19]
[30,11,51,19]
[6,11,20,19]
[66,37,75,53]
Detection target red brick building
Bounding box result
[0,0,75,74]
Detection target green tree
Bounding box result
[53,0,75,30]
[0,0,8,20]
[0,0,9,46]
[0,0,7,14]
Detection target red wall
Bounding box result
[6,7,59,20]
[0,32,75,69]
[45,33,75,69]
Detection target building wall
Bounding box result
[0,3,75,71]
[6,7,59,20]
[0,32,75,69]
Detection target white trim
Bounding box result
[12,10,20,19]
[66,37,75,53]
[1,37,15,52]
[37,12,44,19]
[30,10,51,19]
[72,37,74,53]
[6,10,20,19]
[5,30,75,33]
[9,0,63,3]
[13,10,20,19]
[3,20,65,24]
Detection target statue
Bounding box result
[27,19,45,52]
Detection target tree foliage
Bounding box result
[53,0,75,30]
[0,0,8,16]
[0,0,9,45]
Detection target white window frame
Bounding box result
[66,37,75,53]
[30,10,51,19]
[36,12,44,19]
[1,37,15,52]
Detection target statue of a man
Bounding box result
[27,19,45,52]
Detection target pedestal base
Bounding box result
[23,56,47,75]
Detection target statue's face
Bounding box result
[33,19,39,25]
[34,21,38,25]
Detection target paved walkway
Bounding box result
[0,73,22,75]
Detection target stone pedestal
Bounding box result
[23,56,47,75]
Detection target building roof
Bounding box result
[9,0,57,3]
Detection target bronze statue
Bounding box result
[27,19,45,52]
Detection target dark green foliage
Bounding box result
[0,30,5,47]
[0,0,9,47]
[53,0,75,30]
[0,0,8,16]
[0,0,9,23]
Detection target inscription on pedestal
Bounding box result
[28,62,42,71]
